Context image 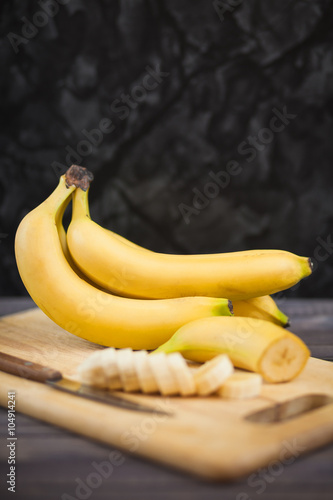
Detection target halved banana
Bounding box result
[167,353,196,396]
[193,354,234,396]
[115,348,141,392]
[134,350,159,394]
[217,370,262,399]
[148,352,179,396]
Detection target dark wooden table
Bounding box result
[0,297,332,500]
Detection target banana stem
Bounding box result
[51,166,93,222]
[72,186,91,220]
[65,165,94,191]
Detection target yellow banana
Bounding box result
[56,196,82,274]
[14,166,231,349]
[232,296,289,327]
[56,194,108,290]
[154,316,310,382]
[67,187,312,301]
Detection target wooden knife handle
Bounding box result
[0,352,62,382]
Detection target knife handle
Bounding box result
[0,352,62,382]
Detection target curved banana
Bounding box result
[232,296,289,327]
[15,167,231,349]
[67,187,312,301]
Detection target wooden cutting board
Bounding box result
[0,308,333,481]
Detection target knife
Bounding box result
[0,352,170,415]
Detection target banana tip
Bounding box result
[228,300,233,315]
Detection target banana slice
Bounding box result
[116,348,141,392]
[77,350,107,388]
[148,352,179,396]
[167,353,196,396]
[193,354,234,396]
[217,370,262,399]
[134,350,159,394]
[99,348,122,390]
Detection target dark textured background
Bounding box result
[0,0,333,297]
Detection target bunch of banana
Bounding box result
[15,165,312,383]
[77,347,262,398]
[15,166,232,350]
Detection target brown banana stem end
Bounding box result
[65,165,94,191]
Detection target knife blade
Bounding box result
[0,351,170,415]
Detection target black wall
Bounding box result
[1,0,333,297]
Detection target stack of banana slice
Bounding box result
[15,165,312,393]
[77,347,262,399]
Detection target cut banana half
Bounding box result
[193,354,234,396]
[134,350,159,394]
[148,352,179,396]
[115,348,141,392]
[167,353,196,396]
[217,370,262,399]
[156,316,310,383]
